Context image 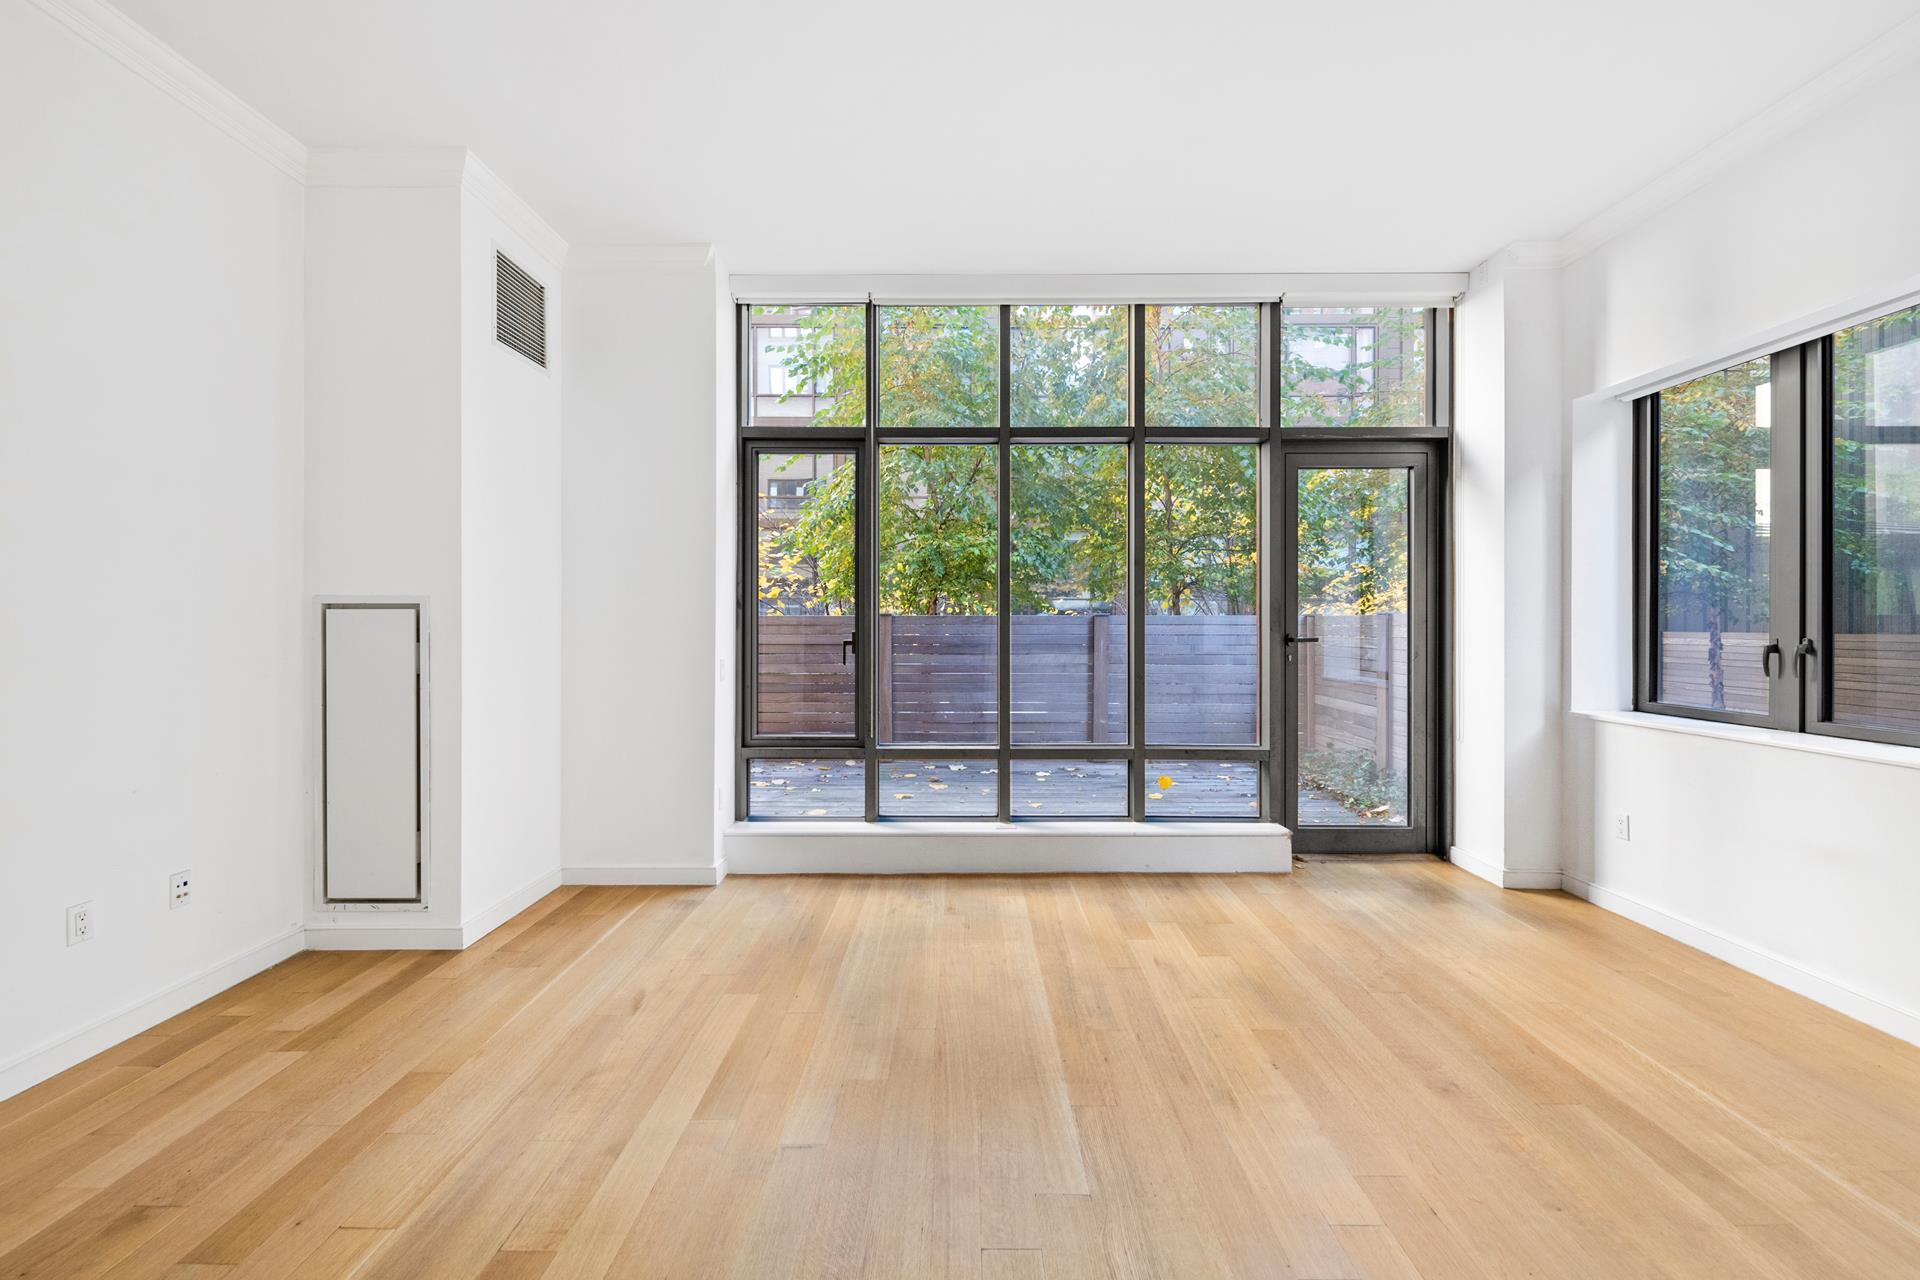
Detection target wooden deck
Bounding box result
[5,865,1918,1278]
[749,757,1286,820]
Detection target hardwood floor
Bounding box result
[4,863,1919,1279]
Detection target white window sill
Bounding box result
[723,820,1292,838]
[1572,708,1920,771]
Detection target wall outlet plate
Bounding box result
[1614,813,1632,841]
[170,869,192,909]
[67,902,94,946]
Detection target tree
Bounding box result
[757,305,1405,622]
[1279,307,1426,429]
[1656,361,1771,709]
[1294,468,1407,615]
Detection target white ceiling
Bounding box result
[114,0,1917,273]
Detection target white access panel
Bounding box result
[323,605,421,901]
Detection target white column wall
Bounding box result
[1451,255,1566,887]
[303,179,466,933]
[561,250,725,884]
[457,182,566,929]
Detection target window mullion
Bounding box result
[1802,336,1830,735]
[1770,347,1807,733]
[861,300,879,822]
[1129,304,1148,820]
[997,305,1012,822]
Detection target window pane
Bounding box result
[1145,444,1259,743]
[879,444,998,743]
[748,306,865,426]
[1656,359,1772,714]
[747,759,864,818]
[877,305,999,426]
[1295,467,1410,826]
[1830,304,1920,734]
[1010,305,1128,427]
[1010,445,1128,744]
[1010,760,1127,817]
[1143,305,1259,426]
[755,451,856,736]
[1146,760,1260,817]
[1280,307,1427,428]
[878,759,997,817]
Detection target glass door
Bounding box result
[1279,447,1436,852]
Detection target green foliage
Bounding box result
[1143,305,1260,426]
[753,305,867,427]
[1010,445,1126,613]
[1011,306,1128,427]
[756,306,1413,623]
[1657,359,1771,708]
[1145,445,1258,615]
[1280,308,1427,428]
[757,454,854,616]
[879,305,999,426]
[877,445,999,615]
[1296,467,1408,615]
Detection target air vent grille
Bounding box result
[495,251,546,367]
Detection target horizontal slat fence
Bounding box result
[754,613,1260,743]
[1297,612,1407,773]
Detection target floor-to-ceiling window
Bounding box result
[738,299,1450,842]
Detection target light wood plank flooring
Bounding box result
[4,862,1919,1278]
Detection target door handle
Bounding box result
[840,636,856,666]
[1284,633,1318,664]
[1792,637,1816,677]
[1761,641,1782,678]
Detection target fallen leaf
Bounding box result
[1157,775,1174,790]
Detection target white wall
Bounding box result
[1560,63,1920,1043]
[562,249,725,883]
[303,177,465,929]
[457,180,565,923]
[0,1,306,1090]
[1452,256,1566,887]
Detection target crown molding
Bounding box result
[306,146,470,188]
[462,155,568,271]
[1554,11,1920,266]
[27,0,307,182]
[568,244,716,274]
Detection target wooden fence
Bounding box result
[1662,629,1920,730]
[757,612,1422,759]
[1297,612,1407,774]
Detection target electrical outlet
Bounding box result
[1614,813,1632,841]
[67,902,94,946]
[170,869,192,909]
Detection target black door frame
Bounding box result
[1278,440,1446,853]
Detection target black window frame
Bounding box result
[738,299,1457,825]
[1634,308,1920,751]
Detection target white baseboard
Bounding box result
[562,864,725,886]
[1561,872,1920,1048]
[1447,846,1562,890]
[461,868,563,947]
[0,925,306,1102]
[722,822,1292,875]
[303,923,465,950]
